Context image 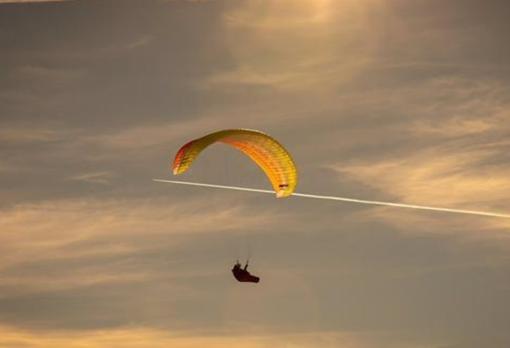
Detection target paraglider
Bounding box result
[171,129,296,284]
[232,261,260,283]
[172,129,297,197]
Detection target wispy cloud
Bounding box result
[206,0,377,92]
[0,325,432,348]
[334,147,510,205]
[16,65,84,80]
[68,171,114,185]
[331,145,510,235]
[0,0,68,3]
[0,196,278,292]
[126,35,153,50]
[0,127,61,144]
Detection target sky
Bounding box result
[1,0,510,347]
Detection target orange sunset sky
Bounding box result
[1,0,510,347]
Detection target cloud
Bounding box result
[0,325,438,348]
[0,196,278,293]
[126,35,154,50]
[68,171,114,185]
[330,144,510,236]
[86,116,223,150]
[16,65,84,80]
[335,147,509,205]
[410,117,497,138]
[205,0,379,92]
[0,0,68,3]
[0,0,67,3]
[81,107,306,153]
[0,127,61,144]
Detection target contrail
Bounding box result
[153,179,510,219]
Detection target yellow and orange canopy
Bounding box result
[172,129,297,197]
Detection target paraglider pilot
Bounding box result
[232,260,260,283]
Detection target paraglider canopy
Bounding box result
[172,129,297,197]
